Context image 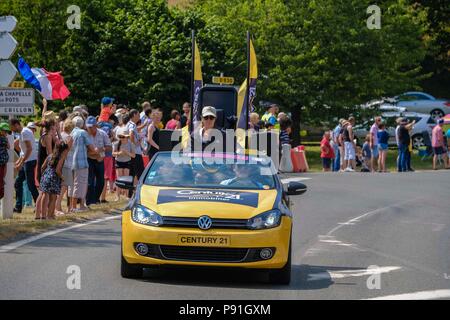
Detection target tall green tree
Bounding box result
[198,0,429,144]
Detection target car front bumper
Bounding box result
[122,210,292,269]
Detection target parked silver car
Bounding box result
[394,92,450,120]
[354,111,436,149]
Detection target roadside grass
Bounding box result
[0,195,127,242]
[305,145,437,172]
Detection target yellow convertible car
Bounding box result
[117,152,307,284]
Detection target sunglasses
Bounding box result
[118,135,128,139]
[203,116,216,120]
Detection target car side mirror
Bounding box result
[115,176,135,191]
[287,182,307,196]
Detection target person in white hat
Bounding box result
[112,127,136,201]
[191,106,224,152]
[27,122,37,130]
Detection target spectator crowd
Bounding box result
[320,116,450,172]
[1,96,448,220]
[0,98,294,220]
[0,97,196,220]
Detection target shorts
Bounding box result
[116,160,131,170]
[371,146,379,158]
[61,167,73,187]
[104,156,116,180]
[344,142,356,160]
[379,143,389,151]
[131,154,145,179]
[433,147,445,155]
[68,168,89,199]
[322,158,332,169]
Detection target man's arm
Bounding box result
[103,132,112,153]
[16,140,32,169]
[41,98,47,118]
[349,126,354,142]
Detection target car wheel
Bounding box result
[430,109,444,120]
[121,251,143,279]
[412,134,425,150]
[268,239,291,285]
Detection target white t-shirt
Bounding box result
[19,127,37,162]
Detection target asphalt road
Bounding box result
[1,171,450,300]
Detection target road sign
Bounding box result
[0,60,18,87]
[0,16,17,32]
[0,88,35,116]
[0,32,18,59]
[10,81,25,88]
[212,76,235,85]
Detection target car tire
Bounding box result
[430,109,444,120]
[121,253,143,279]
[412,134,425,150]
[268,239,291,285]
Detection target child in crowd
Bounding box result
[320,131,335,172]
[113,127,135,201]
[98,97,116,127]
[362,134,372,172]
[39,142,70,220]
[0,123,10,200]
[377,123,389,172]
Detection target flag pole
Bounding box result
[190,30,195,134]
[245,31,251,149]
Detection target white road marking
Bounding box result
[308,266,402,281]
[366,289,450,300]
[0,215,121,253]
[280,177,311,184]
[325,197,423,236]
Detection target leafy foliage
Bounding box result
[1,0,445,134]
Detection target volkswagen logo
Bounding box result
[198,216,212,230]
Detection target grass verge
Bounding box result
[0,197,127,243]
[305,145,439,172]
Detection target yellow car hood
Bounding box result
[139,185,278,219]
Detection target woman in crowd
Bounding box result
[39,142,70,219]
[146,108,161,160]
[165,110,181,130]
[35,120,57,219]
[55,119,74,216]
[377,123,389,172]
[112,127,135,201]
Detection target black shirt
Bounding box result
[180,114,189,128]
[398,125,410,145]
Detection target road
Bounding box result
[1,171,450,300]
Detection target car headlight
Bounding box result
[131,205,163,226]
[247,210,282,230]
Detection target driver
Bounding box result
[220,164,264,188]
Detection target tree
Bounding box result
[198,0,429,145]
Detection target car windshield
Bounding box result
[144,153,277,190]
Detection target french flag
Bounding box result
[18,57,71,101]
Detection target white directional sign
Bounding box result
[0,16,19,88]
[0,88,35,116]
[0,33,18,59]
[0,16,17,32]
[0,60,18,87]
